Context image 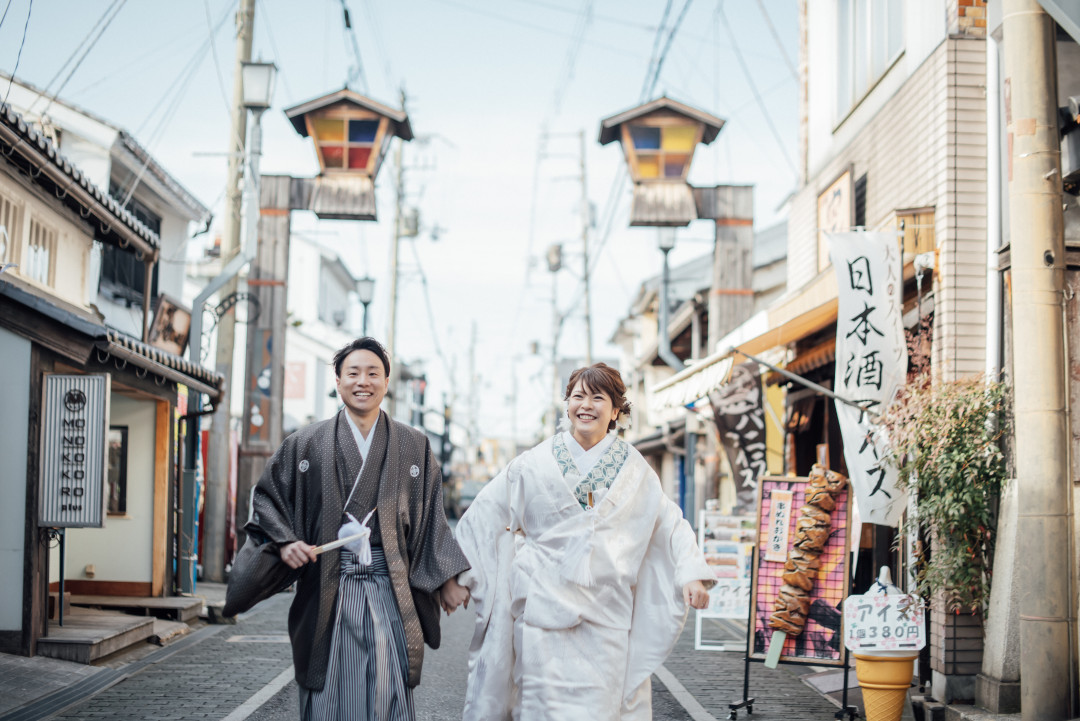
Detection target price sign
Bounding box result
[843,591,926,652]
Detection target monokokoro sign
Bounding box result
[39,374,110,528]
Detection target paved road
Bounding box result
[245,600,693,721]
[22,586,838,721]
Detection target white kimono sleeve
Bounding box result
[455,468,517,721]
[623,494,715,700]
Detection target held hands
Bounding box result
[437,575,471,615]
[683,580,710,610]
[279,541,318,569]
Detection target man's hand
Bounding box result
[279,541,317,569]
[683,580,710,610]
[439,575,471,615]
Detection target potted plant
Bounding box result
[881,373,1010,614]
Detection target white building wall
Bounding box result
[791,34,987,378]
[0,327,30,630]
[0,170,93,308]
[65,394,157,584]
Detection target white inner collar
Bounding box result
[563,431,615,477]
[345,412,377,468]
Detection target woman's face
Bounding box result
[567,380,619,446]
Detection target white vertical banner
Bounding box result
[828,231,907,527]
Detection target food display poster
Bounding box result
[749,476,851,665]
[695,512,755,651]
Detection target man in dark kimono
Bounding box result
[243,337,471,720]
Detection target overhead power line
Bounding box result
[717,0,796,175]
[2,0,34,107]
[755,0,798,82]
[0,0,17,34]
[36,0,128,117]
[339,0,368,93]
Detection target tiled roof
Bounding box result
[103,328,224,399]
[0,102,160,255]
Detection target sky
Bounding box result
[0,0,799,441]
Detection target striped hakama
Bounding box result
[300,547,414,721]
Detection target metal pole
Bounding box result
[361,302,369,337]
[658,243,685,371]
[729,347,876,419]
[579,129,592,365]
[202,0,255,584]
[1002,2,1072,718]
[58,529,65,627]
[386,90,406,419]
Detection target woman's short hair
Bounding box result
[332,337,391,378]
[564,362,632,431]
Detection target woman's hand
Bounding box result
[439,575,471,614]
[279,541,317,569]
[683,580,710,610]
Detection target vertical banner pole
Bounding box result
[58,529,65,628]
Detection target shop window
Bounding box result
[107,426,128,515]
[896,208,935,258]
[836,0,904,121]
[0,190,22,265]
[24,216,57,286]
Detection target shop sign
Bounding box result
[828,231,907,526]
[39,374,110,528]
[843,591,926,652]
[709,361,768,515]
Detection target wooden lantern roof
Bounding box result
[597,96,724,147]
[285,88,413,141]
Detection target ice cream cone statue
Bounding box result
[843,567,925,721]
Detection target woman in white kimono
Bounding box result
[453,363,715,721]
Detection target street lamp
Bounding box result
[656,229,682,371]
[182,60,276,592]
[241,61,276,111]
[357,275,375,336]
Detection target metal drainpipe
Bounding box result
[1002,2,1072,718]
[658,246,685,371]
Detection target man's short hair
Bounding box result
[332,337,391,378]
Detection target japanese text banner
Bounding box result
[828,231,907,527]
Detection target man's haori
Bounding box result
[245,409,470,692]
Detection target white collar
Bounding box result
[563,431,616,477]
[344,411,378,466]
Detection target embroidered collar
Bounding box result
[553,433,629,509]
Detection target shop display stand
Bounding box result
[727,547,859,720]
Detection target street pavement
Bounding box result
[1,587,851,721]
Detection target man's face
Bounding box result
[336,349,389,418]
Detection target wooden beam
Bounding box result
[151,400,169,597]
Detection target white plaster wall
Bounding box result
[0,327,30,630]
[0,169,93,308]
[65,394,156,583]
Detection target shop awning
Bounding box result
[648,270,839,411]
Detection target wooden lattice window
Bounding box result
[896,208,935,258]
[25,216,57,286]
[0,190,22,265]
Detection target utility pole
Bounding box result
[1002,2,1071,719]
[579,129,593,365]
[468,321,478,462]
[386,89,406,420]
[551,266,560,437]
[202,0,255,584]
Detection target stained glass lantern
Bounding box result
[599,97,725,226]
[285,88,413,179]
[599,96,724,183]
